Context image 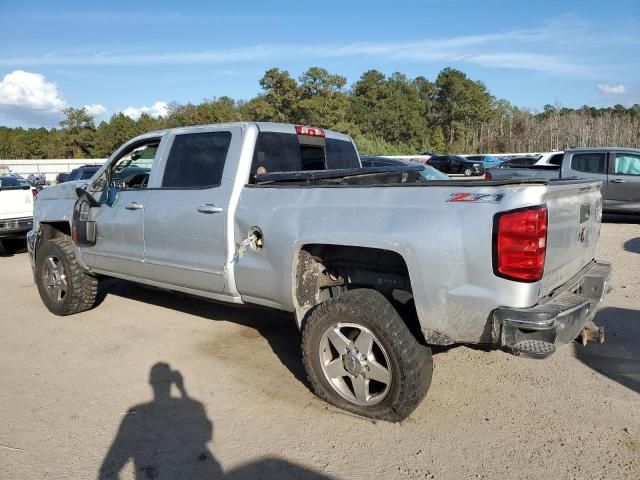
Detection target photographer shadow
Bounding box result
[99,362,331,480]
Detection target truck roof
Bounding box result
[144,122,353,142]
[564,147,640,153]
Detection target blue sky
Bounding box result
[0,0,638,127]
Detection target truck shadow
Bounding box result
[99,362,332,480]
[602,213,640,224]
[101,278,309,388]
[574,307,640,394]
[623,237,640,254]
[0,238,27,257]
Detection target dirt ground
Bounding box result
[0,215,638,480]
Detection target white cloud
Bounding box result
[83,103,106,117]
[0,70,67,124]
[597,83,625,95]
[121,101,168,120]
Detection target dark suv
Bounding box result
[427,155,484,176]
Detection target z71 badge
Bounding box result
[446,193,505,203]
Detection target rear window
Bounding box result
[571,153,606,174]
[548,153,564,165]
[250,132,359,181]
[162,131,232,188]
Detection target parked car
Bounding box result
[64,164,149,186]
[485,148,640,213]
[464,155,504,169]
[64,165,101,182]
[28,123,610,421]
[496,156,541,168]
[27,173,47,186]
[0,176,35,253]
[361,156,450,180]
[427,155,485,176]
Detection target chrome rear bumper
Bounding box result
[494,260,611,357]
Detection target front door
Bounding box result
[80,138,162,278]
[607,152,640,207]
[143,127,240,294]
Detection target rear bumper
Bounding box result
[494,260,611,356]
[0,217,33,239]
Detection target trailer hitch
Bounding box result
[580,322,605,346]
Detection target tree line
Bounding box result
[1,66,639,159]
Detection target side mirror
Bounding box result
[72,189,99,246]
[75,187,100,207]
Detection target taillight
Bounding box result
[493,206,547,282]
[32,188,38,199]
[485,171,492,180]
[295,125,325,137]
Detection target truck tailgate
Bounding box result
[539,181,602,297]
[0,187,34,219]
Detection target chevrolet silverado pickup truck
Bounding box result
[28,123,611,421]
[486,147,640,214]
[1,175,35,253]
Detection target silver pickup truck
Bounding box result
[486,147,640,213]
[27,122,611,421]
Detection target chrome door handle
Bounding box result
[125,202,144,210]
[610,179,626,183]
[197,204,223,214]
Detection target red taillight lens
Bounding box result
[494,206,547,282]
[485,171,492,180]
[32,188,38,199]
[295,125,325,137]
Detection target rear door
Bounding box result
[143,126,241,294]
[565,152,608,197]
[607,152,640,205]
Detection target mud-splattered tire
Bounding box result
[35,237,99,316]
[302,289,432,422]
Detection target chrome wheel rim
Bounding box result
[42,255,67,304]
[319,322,392,406]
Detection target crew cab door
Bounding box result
[564,152,609,196]
[142,127,240,294]
[607,152,640,205]
[79,137,163,277]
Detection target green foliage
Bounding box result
[1,67,639,160]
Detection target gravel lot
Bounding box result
[0,215,638,480]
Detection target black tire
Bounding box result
[463,167,473,177]
[35,237,99,316]
[302,289,432,422]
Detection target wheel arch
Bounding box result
[292,243,425,344]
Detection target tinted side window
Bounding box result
[325,138,360,169]
[614,154,640,176]
[548,153,564,165]
[162,132,232,188]
[571,153,606,174]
